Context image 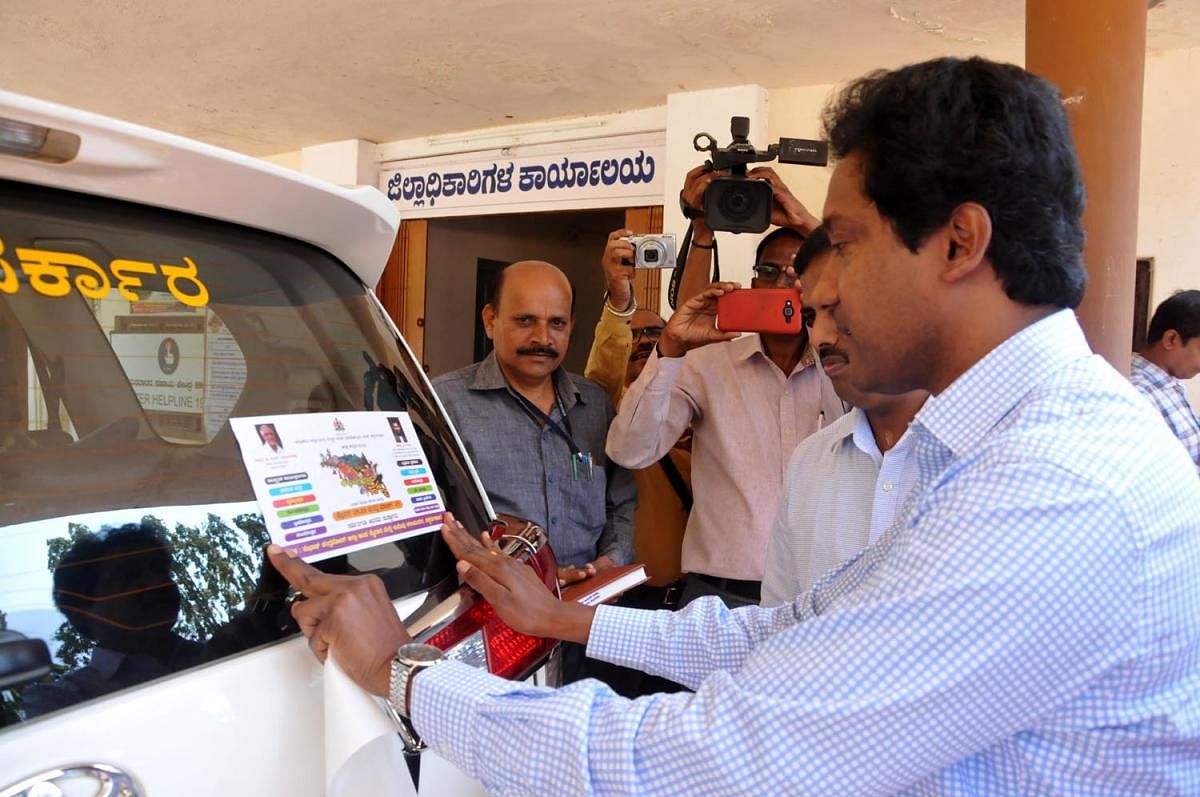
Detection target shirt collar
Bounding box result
[915,309,1091,459]
[1131,352,1175,387]
[733,333,817,372]
[468,352,584,411]
[850,408,884,466]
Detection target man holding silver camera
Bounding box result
[606,172,845,609]
[576,230,692,697]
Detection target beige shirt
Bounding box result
[606,335,845,580]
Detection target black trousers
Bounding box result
[560,582,688,698]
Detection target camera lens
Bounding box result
[644,248,659,263]
[719,185,754,221]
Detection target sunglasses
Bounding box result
[632,325,664,342]
[752,264,785,282]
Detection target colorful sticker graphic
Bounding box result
[320,451,390,498]
[229,412,445,563]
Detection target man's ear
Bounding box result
[482,304,497,340]
[940,202,993,284]
[1162,329,1182,351]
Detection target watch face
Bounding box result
[397,642,443,666]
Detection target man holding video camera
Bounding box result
[606,166,845,609]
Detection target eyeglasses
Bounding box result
[752,264,784,282]
[632,325,664,342]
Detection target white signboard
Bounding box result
[111,330,206,414]
[230,411,447,563]
[381,144,664,216]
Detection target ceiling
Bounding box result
[1,0,1195,156]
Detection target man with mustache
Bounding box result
[607,220,846,609]
[270,58,1200,793]
[432,260,636,593]
[760,227,928,605]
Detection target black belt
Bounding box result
[618,581,685,610]
[693,572,761,601]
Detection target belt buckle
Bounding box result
[662,583,683,608]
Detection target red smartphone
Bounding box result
[715,288,804,335]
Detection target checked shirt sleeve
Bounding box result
[411,445,1161,795]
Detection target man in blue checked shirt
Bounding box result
[1130,289,1200,469]
[270,57,1200,795]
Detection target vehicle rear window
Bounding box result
[0,179,489,729]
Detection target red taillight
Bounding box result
[419,516,561,681]
[426,598,557,680]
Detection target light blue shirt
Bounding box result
[414,310,1200,796]
[761,406,921,607]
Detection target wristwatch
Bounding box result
[387,642,444,718]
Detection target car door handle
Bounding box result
[0,763,142,797]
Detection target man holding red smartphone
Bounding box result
[606,179,846,609]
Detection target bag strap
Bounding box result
[658,452,692,513]
[667,221,720,310]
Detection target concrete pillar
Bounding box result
[300,139,378,187]
[664,85,768,316]
[1026,0,1147,373]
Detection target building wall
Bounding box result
[766,83,839,223]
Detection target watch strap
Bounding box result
[388,645,443,719]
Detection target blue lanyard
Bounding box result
[510,386,593,481]
[510,387,579,455]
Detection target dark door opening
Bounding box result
[473,258,509,363]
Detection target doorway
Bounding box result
[422,209,621,377]
[473,257,509,363]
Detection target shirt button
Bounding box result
[883,482,894,492]
[548,474,555,483]
[551,516,558,525]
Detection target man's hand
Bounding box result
[657,281,741,357]
[441,514,596,644]
[557,563,594,587]
[747,166,821,234]
[601,229,636,311]
[680,165,717,245]
[266,544,410,696]
[556,555,619,587]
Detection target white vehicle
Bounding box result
[0,92,558,796]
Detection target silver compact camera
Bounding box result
[626,234,677,269]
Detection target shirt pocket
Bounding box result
[565,468,608,543]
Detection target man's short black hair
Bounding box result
[492,263,576,315]
[755,227,806,266]
[1147,290,1200,344]
[822,57,1087,309]
[793,226,832,278]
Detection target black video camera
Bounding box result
[693,116,828,234]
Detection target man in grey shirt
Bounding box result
[432,260,635,586]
